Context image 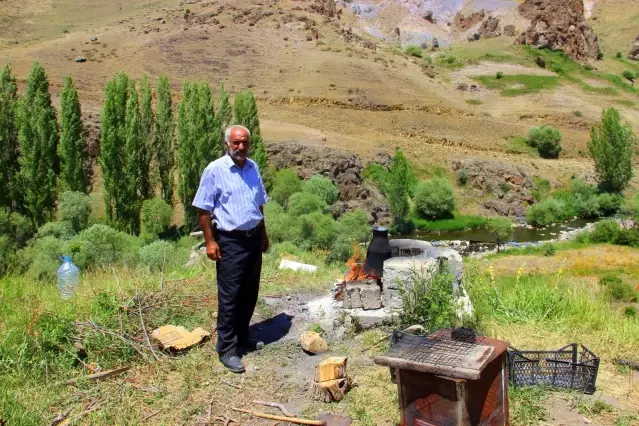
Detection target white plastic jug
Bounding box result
[57,255,80,300]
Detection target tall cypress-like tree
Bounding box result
[100,72,129,222]
[177,81,200,226]
[0,64,19,209]
[59,75,89,193]
[234,91,267,171]
[138,74,153,199]
[387,148,411,221]
[155,76,174,205]
[196,82,221,166]
[217,83,233,147]
[120,81,143,234]
[16,62,59,226]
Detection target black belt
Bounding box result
[217,226,260,238]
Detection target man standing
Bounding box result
[192,125,269,373]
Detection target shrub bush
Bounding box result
[139,240,175,271]
[542,243,556,256]
[457,168,468,186]
[59,191,92,232]
[613,228,639,247]
[616,52,623,59]
[623,70,636,83]
[298,211,336,251]
[334,209,370,244]
[596,193,623,216]
[496,72,503,79]
[37,221,76,240]
[287,192,327,217]
[404,45,423,58]
[140,198,173,241]
[589,220,620,243]
[528,125,562,159]
[270,168,302,207]
[526,198,569,226]
[600,274,637,302]
[264,202,302,244]
[414,178,456,220]
[66,224,141,269]
[0,209,34,275]
[303,175,339,206]
[22,236,66,282]
[624,306,638,318]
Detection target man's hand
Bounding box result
[206,241,221,261]
[261,232,270,253]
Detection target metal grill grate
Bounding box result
[509,344,599,394]
[388,333,488,368]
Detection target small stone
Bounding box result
[75,56,87,63]
[90,37,98,41]
[300,331,328,354]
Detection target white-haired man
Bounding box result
[192,125,269,373]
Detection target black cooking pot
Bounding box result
[363,226,392,277]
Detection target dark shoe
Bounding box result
[219,353,245,373]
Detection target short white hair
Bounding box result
[224,125,251,143]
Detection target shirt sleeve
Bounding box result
[257,167,269,206]
[192,166,217,212]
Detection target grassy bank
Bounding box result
[411,214,488,233]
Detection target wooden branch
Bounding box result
[221,378,242,389]
[252,400,295,417]
[137,289,160,361]
[58,367,130,386]
[141,411,161,422]
[232,408,325,426]
[76,321,150,359]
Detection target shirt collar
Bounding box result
[223,154,253,170]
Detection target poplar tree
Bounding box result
[0,64,19,209]
[59,75,89,193]
[234,91,267,171]
[196,82,221,166]
[16,62,59,226]
[388,148,411,221]
[217,83,233,147]
[121,81,143,234]
[99,72,128,222]
[177,81,200,225]
[155,76,174,205]
[138,74,153,199]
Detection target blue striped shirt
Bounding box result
[192,155,269,231]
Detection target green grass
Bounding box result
[404,45,422,58]
[509,387,549,425]
[504,136,538,156]
[466,99,482,105]
[613,99,636,107]
[412,214,488,233]
[473,74,560,96]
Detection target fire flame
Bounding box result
[344,245,371,282]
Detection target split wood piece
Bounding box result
[315,357,347,382]
[58,366,130,386]
[232,408,325,426]
[252,400,295,417]
[311,378,350,403]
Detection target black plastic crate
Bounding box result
[508,344,599,394]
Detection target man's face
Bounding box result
[227,128,250,162]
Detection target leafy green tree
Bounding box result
[234,91,267,171]
[100,72,129,222]
[59,75,90,193]
[138,74,154,199]
[120,81,143,234]
[155,76,175,205]
[387,148,411,221]
[16,62,59,226]
[196,82,221,165]
[59,190,92,232]
[588,108,636,193]
[0,64,19,209]
[140,198,173,242]
[217,83,233,143]
[303,175,339,205]
[177,81,200,225]
[486,217,514,252]
[270,168,302,207]
[414,178,456,219]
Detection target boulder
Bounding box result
[432,37,439,49]
[535,55,546,68]
[478,16,501,38]
[504,25,516,37]
[516,0,600,61]
[267,142,390,223]
[452,159,535,218]
[630,33,639,61]
[423,10,436,23]
[467,33,480,42]
[300,331,328,354]
[454,10,485,31]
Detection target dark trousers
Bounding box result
[215,231,262,356]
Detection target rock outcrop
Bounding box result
[478,16,501,39]
[266,142,390,224]
[630,33,639,61]
[516,0,601,61]
[452,159,536,218]
[504,24,516,37]
[454,10,486,32]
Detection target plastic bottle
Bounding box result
[57,255,80,300]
